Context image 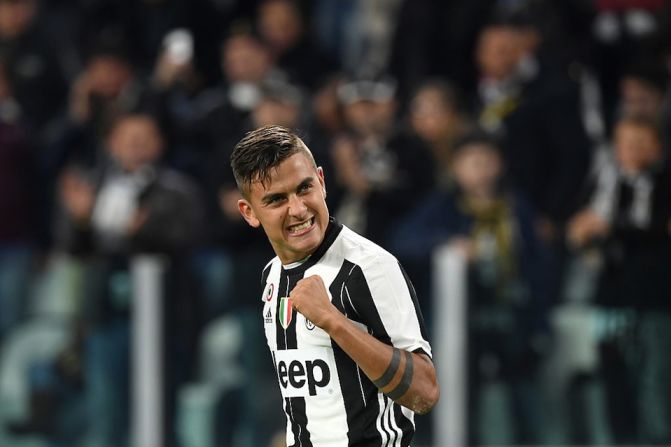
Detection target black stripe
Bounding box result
[329,260,383,445]
[394,403,415,447]
[345,264,393,345]
[276,272,290,351]
[391,404,415,446]
[283,269,311,446]
[288,397,311,447]
[261,262,272,286]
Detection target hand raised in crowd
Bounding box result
[152,50,196,90]
[59,169,95,224]
[567,209,610,249]
[331,135,370,196]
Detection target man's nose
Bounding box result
[288,194,308,216]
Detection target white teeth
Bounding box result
[289,219,312,233]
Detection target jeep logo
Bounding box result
[278,359,331,396]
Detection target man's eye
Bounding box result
[299,183,312,193]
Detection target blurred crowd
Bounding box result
[0,0,670,446]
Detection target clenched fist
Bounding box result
[289,275,341,331]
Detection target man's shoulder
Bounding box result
[335,225,399,272]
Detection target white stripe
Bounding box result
[355,366,367,406]
[343,285,361,320]
[382,397,396,446]
[375,393,390,446]
[339,281,347,316]
[388,400,403,446]
[283,275,290,347]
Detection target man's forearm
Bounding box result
[322,311,440,414]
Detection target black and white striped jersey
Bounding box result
[260,218,432,447]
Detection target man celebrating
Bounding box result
[230,125,439,446]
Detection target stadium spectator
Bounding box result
[408,78,473,187]
[474,17,591,234]
[567,114,671,444]
[390,132,550,445]
[255,0,336,90]
[330,75,435,246]
[0,0,68,137]
[54,112,203,447]
[0,59,33,343]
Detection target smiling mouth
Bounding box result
[288,217,314,235]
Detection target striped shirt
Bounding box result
[260,218,432,447]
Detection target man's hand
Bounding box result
[59,170,95,223]
[289,275,340,330]
[567,209,610,249]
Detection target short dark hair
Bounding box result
[230,125,315,196]
[615,113,663,143]
[452,129,500,155]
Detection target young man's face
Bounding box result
[238,150,329,264]
[614,122,662,174]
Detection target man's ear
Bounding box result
[238,199,261,228]
[317,166,327,198]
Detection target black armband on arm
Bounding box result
[372,348,401,389]
[385,351,413,400]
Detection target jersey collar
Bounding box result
[283,216,342,276]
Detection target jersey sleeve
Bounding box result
[344,252,432,358]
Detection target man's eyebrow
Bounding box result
[296,177,314,189]
[261,191,286,204]
[259,176,315,204]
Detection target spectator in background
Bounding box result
[474,16,591,238]
[0,0,68,138]
[617,63,670,145]
[55,112,203,447]
[331,75,435,246]
[0,59,33,343]
[53,39,150,171]
[391,132,549,445]
[567,114,671,444]
[189,28,276,178]
[255,0,335,90]
[408,78,473,187]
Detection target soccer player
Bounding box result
[230,125,439,446]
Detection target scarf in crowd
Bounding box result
[460,196,518,301]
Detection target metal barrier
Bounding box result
[432,245,468,447]
[131,255,166,447]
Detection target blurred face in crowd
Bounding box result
[410,86,458,143]
[452,143,502,198]
[222,34,272,83]
[257,0,303,53]
[0,0,36,39]
[253,98,300,129]
[313,77,344,134]
[476,25,523,81]
[620,76,665,119]
[614,121,662,175]
[238,148,329,264]
[86,55,133,99]
[107,115,164,172]
[343,99,396,138]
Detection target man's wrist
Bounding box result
[320,309,347,336]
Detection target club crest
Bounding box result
[278,297,293,329]
[263,283,274,302]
